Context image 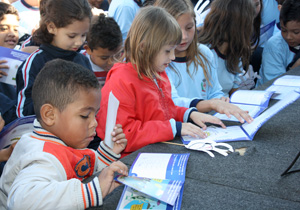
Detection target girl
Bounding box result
[16,0,92,117]
[198,0,256,96]
[154,0,253,124]
[96,6,225,156]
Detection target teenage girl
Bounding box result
[154,0,253,124]
[16,0,92,117]
[198,0,256,96]
[96,6,225,156]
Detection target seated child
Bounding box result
[0,59,128,209]
[83,13,123,87]
[257,0,300,85]
[0,2,19,125]
[96,6,225,157]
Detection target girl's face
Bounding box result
[175,12,195,57]
[253,0,261,18]
[48,17,90,51]
[154,45,177,72]
[0,14,19,49]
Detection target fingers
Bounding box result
[181,122,207,138]
[110,161,128,176]
[0,70,8,78]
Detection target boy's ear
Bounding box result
[83,44,92,55]
[40,104,56,126]
[47,22,57,35]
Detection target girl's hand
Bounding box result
[111,124,127,155]
[181,122,208,138]
[0,60,9,78]
[98,161,128,198]
[211,100,253,123]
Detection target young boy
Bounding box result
[0,59,128,209]
[257,0,300,85]
[83,14,123,87]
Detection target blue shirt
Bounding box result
[257,32,295,86]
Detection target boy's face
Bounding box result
[281,20,300,48]
[85,45,122,72]
[51,88,101,149]
[0,14,19,49]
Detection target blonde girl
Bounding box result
[96,6,225,156]
[154,0,253,124]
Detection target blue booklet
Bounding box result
[182,89,300,144]
[0,115,35,149]
[116,153,190,210]
[214,90,274,122]
[0,46,29,86]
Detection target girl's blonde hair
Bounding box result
[198,0,255,74]
[124,6,182,80]
[154,0,211,86]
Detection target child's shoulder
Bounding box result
[264,32,289,51]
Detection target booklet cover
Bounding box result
[266,75,300,100]
[0,46,30,86]
[182,89,300,144]
[214,90,274,122]
[0,115,35,149]
[116,153,190,210]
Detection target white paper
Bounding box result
[104,91,119,149]
[230,90,271,105]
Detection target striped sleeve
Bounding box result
[80,177,103,209]
[96,141,120,167]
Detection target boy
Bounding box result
[83,14,123,87]
[257,0,300,86]
[0,59,128,209]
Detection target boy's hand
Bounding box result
[98,161,128,198]
[0,141,17,162]
[185,112,226,138]
[111,124,127,154]
[0,60,9,78]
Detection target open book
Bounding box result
[116,153,189,210]
[182,89,300,144]
[0,115,35,149]
[266,75,300,100]
[0,46,29,86]
[214,90,274,122]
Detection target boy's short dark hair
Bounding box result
[87,14,122,51]
[280,0,300,25]
[32,59,100,120]
[0,2,19,21]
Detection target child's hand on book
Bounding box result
[0,60,8,78]
[182,112,226,138]
[111,124,127,154]
[211,100,253,124]
[98,160,128,198]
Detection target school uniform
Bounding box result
[96,62,195,156]
[16,44,92,117]
[82,51,107,87]
[0,119,120,210]
[166,44,224,108]
[257,32,295,86]
[209,47,242,97]
[108,0,143,42]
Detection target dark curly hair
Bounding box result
[87,14,122,51]
[0,2,19,21]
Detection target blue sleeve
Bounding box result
[16,55,43,117]
[111,5,137,41]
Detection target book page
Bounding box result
[272,75,300,86]
[242,89,300,137]
[0,46,29,86]
[214,104,263,121]
[181,125,249,144]
[230,90,273,106]
[266,85,298,100]
[104,91,119,149]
